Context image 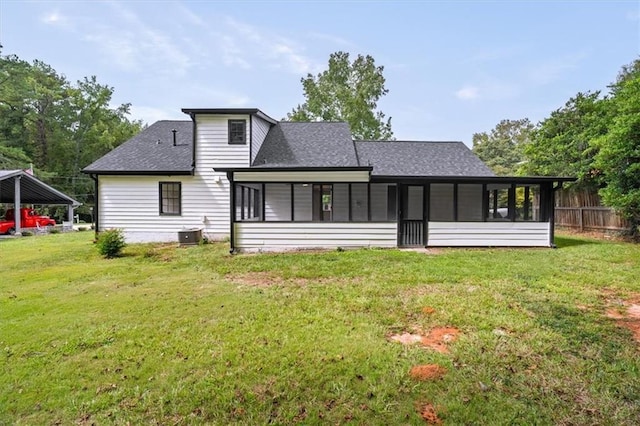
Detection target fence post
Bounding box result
[579,208,584,232]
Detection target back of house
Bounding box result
[83,108,574,251]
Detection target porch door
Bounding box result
[399,185,425,246]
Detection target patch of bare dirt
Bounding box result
[422,327,460,353]
[389,327,460,353]
[409,364,447,381]
[604,292,640,344]
[422,306,436,315]
[227,272,281,287]
[417,402,442,424]
[227,272,362,288]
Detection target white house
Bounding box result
[83,108,574,251]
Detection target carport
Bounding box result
[0,170,80,235]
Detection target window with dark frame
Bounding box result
[235,183,398,223]
[236,184,261,221]
[159,182,181,215]
[228,120,246,145]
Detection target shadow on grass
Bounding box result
[554,236,599,248]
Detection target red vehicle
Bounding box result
[0,208,56,235]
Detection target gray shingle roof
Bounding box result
[252,122,359,167]
[83,121,193,174]
[354,141,496,177]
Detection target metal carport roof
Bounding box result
[0,170,80,206]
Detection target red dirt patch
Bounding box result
[422,327,460,353]
[422,306,436,315]
[409,364,447,381]
[417,402,442,424]
[389,327,460,353]
[604,293,640,345]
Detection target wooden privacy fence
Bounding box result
[555,206,630,232]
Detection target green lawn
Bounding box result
[1,232,639,425]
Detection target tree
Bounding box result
[593,60,640,235]
[287,51,393,140]
[472,118,534,176]
[0,52,143,221]
[521,91,608,189]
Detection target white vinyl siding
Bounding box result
[98,175,227,242]
[235,222,398,250]
[293,184,312,221]
[250,116,272,164]
[264,184,291,221]
[332,184,349,221]
[234,170,370,182]
[191,114,252,236]
[98,114,253,242]
[427,222,551,247]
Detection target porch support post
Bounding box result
[482,183,488,221]
[228,172,236,253]
[68,205,74,225]
[261,183,265,221]
[423,183,429,247]
[14,175,21,235]
[509,183,516,221]
[453,183,458,222]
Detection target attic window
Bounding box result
[228,120,246,145]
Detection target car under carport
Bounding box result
[0,169,80,235]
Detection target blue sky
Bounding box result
[1,1,639,144]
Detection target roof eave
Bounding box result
[216,166,373,173]
[371,175,577,183]
[181,108,278,124]
[81,169,194,176]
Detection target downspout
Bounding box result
[14,175,21,235]
[91,174,99,238]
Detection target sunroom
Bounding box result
[224,167,573,252]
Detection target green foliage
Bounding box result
[521,91,608,188]
[0,53,143,210]
[288,51,393,140]
[594,61,640,234]
[472,118,534,176]
[96,228,126,258]
[478,57,640,234]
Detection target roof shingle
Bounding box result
[83,121,193,174]
[253,122,359,167]
[354,140,495,177]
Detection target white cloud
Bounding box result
[43,3,192,76]
[221,16,315,74]
[40,10,71,28]
[455,86,480,100]
[455,80,520,101]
